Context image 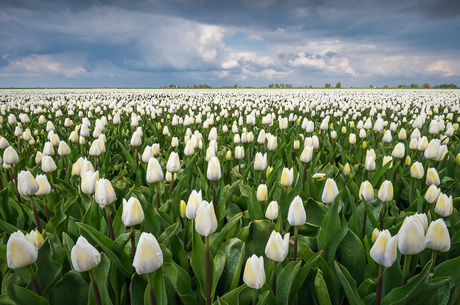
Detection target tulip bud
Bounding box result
[266,166,273,176]
[146,158,163,184]
[378,180,393,202]
[267,135,277,151]
[25,229,44,249]
[370,230,398,267]
[254,152,267,170]
[288,196,306,226]
[186,190,202,219]
[207,156,222,181]
[280,167,294,187]
[195,201,218,237]
[18,170,39,196]
[365,155,376,171]
[152,143,160,156]
[362,141,367,149]
[265,201,279,220]
[180,200,187,218]
[425,219,450,252]
[3,146,19,165]
[398,216,426,255]
[343,163,351,176]
[81,170,99,195]
[257,184,268,202]
[410,162,424,179]
[405,156,411,166]
[0,137,9,149]
[426,167,440,185]
[35,174,51,196]
[235,146,244,160]
[456,153,460,166]
[382,156,393,169]
[71,236,101,272]
[349,133,357,144]
[166,152,181,173]
[95,179,117,208]
[300,145,314,163]
[424,185,441,203]
[41,155,57,173]
[7,230,39,269]
[359,180,374,201]
[392,143,405,159]
[132,232,163,274]
[372,228,380,243]
[293,140,300,150]
[122,197,144,227]
[434,193,453,217]
[243,255,266,289]
[58,141,71,156]
[322,178,339,204]
[265,230,290,262]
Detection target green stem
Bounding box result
[252,288,257,305]
[379,201,386,230]
[213,180,217,214]
[88,269,102,305]
[105,206,115,241]
[401,254,412,286]
[293,226,298,261]
[156,183,161,209]
[272,262,278,296]
[26,265,42,296]
[147,272,157,305]
[205,236,211,305]
[43,196,50,222]
[131,226,136,262]
[375,264,384,305]
[29,196,42,233]
[430,250,437,273]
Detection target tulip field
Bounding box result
[1,88,460,305]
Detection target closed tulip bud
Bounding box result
[456,153,460,166]
[257,129,266,144]
[265,230,290,262]
[398,128,407,140]
[341,126,347,134]
[235,146,244,160]
[267,135,277,151]
[370,230,398,267]
[434,194,453,217]
[146,158,163,183]
[226,150,232,160]
[362,141,367,149]
[398,217,426,255]
[266,166,273,176]
[95,179,117,208]
[293,140,300,149]
[372,228,380,243]
[382,130,392,143]
[365,155,376,171]
[382,156,393,169]
[409,138,418,150]
[288,196,306,226]
[35,174,51,196]
[373,118,384,133]
[71,236,101,272]
[122,197,144,227]
[322,178,339,204]
[171,137,179,147]
[426,167,440,185]
[186,190,202,219]
[359,128,367,139]
[25,229,44,249]
[81,170,99,195]
[7,230,38,269]
[405,156,411,166]
[166,152,181,173]
[349,133,357,144]
[180,200,187,218]
[254,152,267,170]
[69,130,79,143]
[162,126,170,136]
[418,136,428,151]
[243,255,266,289]
[343,163,351,176]
[378,180,393,202]
[424,139,440,160]
[130,131,142,147]
[392,143,405,159]
[58,141,71,156]
[425,184,441,203]
[425,219,450,252]
[410,162,424,179]
[359,180,374,201]
[0,137,9,149]
[142,146,153,162]
[279,117,288,130]
[151,144,160,156]
[300,145,314,163]
[41,155,57,173]
[265,201,279,220]
[3,146,19,165]
[18,170,39,196]
[257,184,268,202]
[195,201,218,237]
[280,167,294,187]
[183,141,195,156]
[207,156,222,181]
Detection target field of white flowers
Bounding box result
[0,88,459,305]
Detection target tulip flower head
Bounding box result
[7,230,39,269]
[243,255,266,289]
[186,190,203,219]
[280,167,294,187]
[71,236,101,272]
[359,180,374,201]
[265,201,279,220]
[146,157,164,184]
[370,230,398,267]
[257,184,268,202]
[398,216,426,255]
[195,201,218,237]
[322,178,339,204]
[207,156,222,181]
[95,178,117,208]
[265,230,290,262]
[18,170,39,196]
[287,196,306,226]
[254,152,267,170]
[122,197,144,227]
[166,152,181,173]
[378,180,393,202]
[426,168,440,186]
[435,194,453,217]
[425,219,450,252]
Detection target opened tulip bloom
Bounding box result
[7,230,38,269]
[265,230,290,262]
[370,230,398,267]
[243,255,265,290]
[133,232,163,274]
[434,194,453,217]
[195,201,218,237]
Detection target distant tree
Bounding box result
[422,83,431,88]
[384,85,389,88]
[439,83,458,88]
[268,84,274,88]
[325,83,331,88]
[398,84,408,88]
[336,82,341,88]
[410,83,420,88]
[275,84,280,88]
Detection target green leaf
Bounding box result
[35,238,63,296]
[117,140,137,172]
[334,261,365,305]
[51,270,89,305]
[77,222,133,277]
[276,261,302,305]
[214,284,253,305]
[370,162,392,186]
[239,220,271,260]
[151,267,167,305]
[191,229,215,300]
[89,253,112,305]
[163,262,197,305]
[433,255,460,281]
[217,238,245,293]
[6,274,50,305]
[314,271,332,305]
[336,230,366,284]
[210,213,242,256]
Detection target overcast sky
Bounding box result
[1,0,459,87]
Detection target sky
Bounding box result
[1,0,460,88]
